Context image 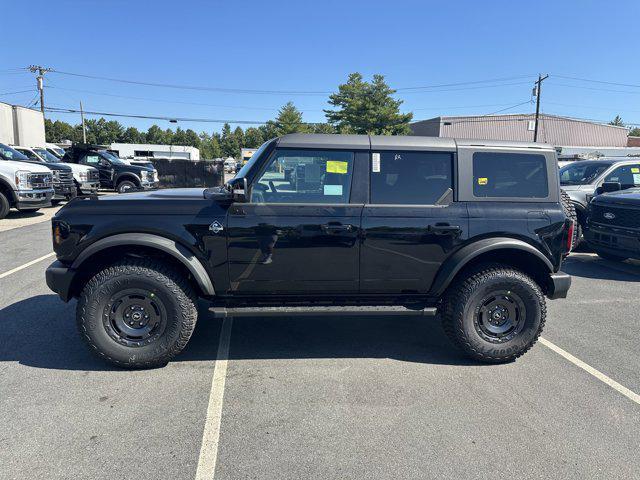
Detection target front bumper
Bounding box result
[45,260,75,302]
[547,272,571,299]
[140,181,159,190]
[585,222,640,260]
[78,181,100,194]
[15,188,54,209]
[53,183,77,200]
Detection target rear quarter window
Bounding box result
[473,152,549,198]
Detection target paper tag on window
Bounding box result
[324,184,343,196]
[477,177,488,185]
[372,153,380,173]
[634,174,640,184]
[326,161,348,174]
[632,167,640,174]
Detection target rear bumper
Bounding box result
[547,272,571,299]
[45,260,75,302]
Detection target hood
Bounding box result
[63,163,97,174]
[0,159,53,174]
[593,188,640,207]
[114,162,155,173]
[58,188,228,216]
[16,159,71,172]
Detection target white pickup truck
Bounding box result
[0,143,54,219]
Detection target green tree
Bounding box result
[609,115,624,127]
[233,126,245,149]
[273,101,308,135]
[122,126,144,143]
[243,127,264,147]
[220,123,240,158]
[310,123,335,134]
[324,73,412,135]
[629,127,640,136]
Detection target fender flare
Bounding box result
[429,237,553,297]
[71,233,215,296]
[0,177,18,203]
[114,172,142,186]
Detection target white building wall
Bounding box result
[110,143,200,161]
[0,102,16,144]
[12,106,46,146]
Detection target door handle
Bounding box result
[427,223,461,235]
[321,223,354,234]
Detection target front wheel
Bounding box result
[116,180,137,193]
[441,266,546,363]
[77,259,198,368]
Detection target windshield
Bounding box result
[99,151,126,165]
[48,147,65,158]
[34,148,62,163]
[0,143,29,161]
[233,140,273,182]
[559,162,612,185]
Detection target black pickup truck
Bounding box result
[62,144,158,193]
[46,134,572,368]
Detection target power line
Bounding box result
[485,100,532,115]
[547,82,640,95]
[552,74,640,89]
[0,88,36,96]
[394,75,536,91]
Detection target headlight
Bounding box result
[153,170,158,182]
[15,170,30,189]
[78,171,88,181]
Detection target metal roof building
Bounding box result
[409,113,629,147]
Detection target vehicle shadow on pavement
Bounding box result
[0,295,478,370]
[563,257,640,282]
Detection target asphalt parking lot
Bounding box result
[1,205,639,480]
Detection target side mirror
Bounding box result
[232,177,249,202]
[600,181,622,194]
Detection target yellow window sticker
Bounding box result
[477,177,488,185]
[631,167,640,174]
[326,161,348,174]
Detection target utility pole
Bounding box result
[533,74,548,142]
[28,65,52,116]
[80,101,87,143]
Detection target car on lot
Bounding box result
[11,146,76,205]
[29,147,100,196]
[62,144,159,193]
[559,158,640,244]
[46,134,572,368]
[585,186,640,262]
[45,142,67,160]
[0,143,54,218]
[224,158,237,173]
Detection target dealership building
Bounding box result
[409,113,630,148]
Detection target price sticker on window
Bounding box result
[632,167,640,174]
[372,153,381,173]
[326,161,348,174]
[477,177,488,185]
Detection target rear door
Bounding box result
[226,147,365,295]
[360,148,468,294]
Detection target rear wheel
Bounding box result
[560,189,578,250]
[76,259,198,368]
[441,266,546,363]
[0,192,10,219]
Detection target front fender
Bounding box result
[428,237,554,297]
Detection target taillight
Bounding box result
[566,221,575,252]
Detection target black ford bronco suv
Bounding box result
[46,134,572,368]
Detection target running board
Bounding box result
[209,306,438,318]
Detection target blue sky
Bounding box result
[2,0,639,133]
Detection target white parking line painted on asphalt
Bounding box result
[540,337,640,406]
[195,316,234,480]
[0,252,55,279]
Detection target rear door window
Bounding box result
[473,152,548,198]
[370,151,453,205]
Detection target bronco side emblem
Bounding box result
[603,212,616,220]
[209,221,224,233]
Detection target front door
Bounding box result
[81,154,113,187]
[360,149,468,294]
[227,148,362,295]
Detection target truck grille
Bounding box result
[88,170,99,181]
[58,171,74,185]
[28,173,53,189]
[591,203,640,229]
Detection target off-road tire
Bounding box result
[76,258,198,369]
[560,189,578,250]
[441,266,546,363]
[595,250,627,262]
[116,180,137,194]
[0,192,10,219]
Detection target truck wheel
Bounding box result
[17,208,40,214]
[51,199,63,206]
[595,250,627,262]
[76,259,198,368]
[0,192,9,219]
[441,266,546,363]
[116,180,136,193]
